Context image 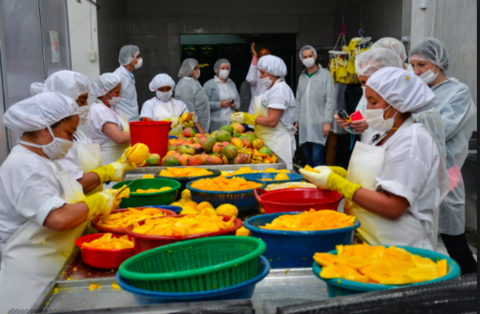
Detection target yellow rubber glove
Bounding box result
[90,164,116,184]
[109,162,136,181]
[299,166,361,201]
[328,166,348,179]
[83,186,131,219]
[244,113,257,126]
[230,112,245,124]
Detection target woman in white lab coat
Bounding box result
[231,55,297,169]
[88,73,131,166]
[203,59,240,132]
[0,93,128,313]
[140,73,199,134]
[300,67,446,251]
[31,71,141,195]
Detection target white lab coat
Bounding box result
[113,65,139,122]
[246,61,269,115]
[175,77,211,132]
[140,96,194,122]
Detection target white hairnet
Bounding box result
[409,37,449,71]
[214,59,231,73]
[367,67,436,114]
[372,37,407,61]
[90,73,121,97]
[299,45,317,60]
[149,73,175,92]
[4,92,79,133]
[118,45,140,66]
[178,58,199,78]
[355,48,404,77]
[257,55,287,77]
[30,70,91,100]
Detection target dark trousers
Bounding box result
[440,233,477,275]
[302,142,326,168]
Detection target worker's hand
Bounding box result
[184,120,194,129]
[334,114,350,130]
[231,112,245,124]
[349,118,368,133]
[323,123,331,137]
[83,186,130,219]
[230,102,237,109]
[220,100,230,108]
[299,166,332,190]
[294,122,299,136]
[328,166,348,179]
[251,42,257,58]
[90,163,134,184]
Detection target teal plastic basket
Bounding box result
[118,236,266,293]
[113,178,181,208]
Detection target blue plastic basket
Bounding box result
[244,212,360,268]
[169,135,177,139]
[186,179,266,214]
[116,255,270,305]
[142,205,182,214]
[230,173,305,185]
[312,245,461,298]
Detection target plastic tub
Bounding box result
[186,179,266,214]
[125,214,244,254]
[244,212,360,268]
[116,255,270,305]
[141,205,182,214]
[118,236,266,292]
[254,188,343,214]
[230,173,305,185]
[155,169,221,200]
[112,178,181,208]
[130,121,172,161]
[265,182,317,191]
[75,233,135,269]
[312,245,461,297]
[91,207,177,234]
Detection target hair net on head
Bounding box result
[30,70,91,100]
[372,37,407,61]
[178,58,199,78]
[355,48,403,77]
[299,45,317,60]
[258,55,287,77]
[409,37,449,71]
[214,59,231,73]
[118,45,140,66]
[149,73,175,92]
[367,67,436,114]
[90,73,121,97]
[4,92,79,133]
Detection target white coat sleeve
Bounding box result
[246,62,259,86]
[233,83,241,110]
[175,83,196,115]
[203,80,221,111]
[139,100,155,120]
[438,86,474,141]
[323,72,336,125]
[90,106,119,131]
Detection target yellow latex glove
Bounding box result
[328,166,348,179]
[90,164,116,184]
[231,112,257,125]
[83,186,130,219]
[109,162,136,181]
[299,166,361,201]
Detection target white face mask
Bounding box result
[419,67,438,85]
[107,93,121,107]
[365,105,398,133]
[134,58,143,69]
[78,105,89,125]
[195,69,201,79]
[361,86,366,98]
[219,70,230,79]
[302,57,315,68]
[20,125,73,160]
[260,76,273,88]
[156,90,173,102]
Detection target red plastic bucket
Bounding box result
[129,121,172,161]
[254,188,343,214]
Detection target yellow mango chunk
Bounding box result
[437,259,448,277]
[313,253,337,267]
[407,267,439,282]
[236,226,251,236]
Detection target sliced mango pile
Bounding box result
[159,167,213,177]
[191,176,262,191]
[96,207,168,232]
[132,187,172,194]
[130,209,236,236]
[260,209,355,231]
[222,167,290,176]
[81,233,134,250]
[315,244,448,285]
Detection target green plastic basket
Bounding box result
[118,236,266,293]
[113,178,181,208]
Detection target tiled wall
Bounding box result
[411,0,477,108]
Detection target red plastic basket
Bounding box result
[91,207,177,234]
[125,214,244,254]
[75,233,135,269]
[129,121,172,162]
[254,188,343,214]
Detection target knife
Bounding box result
[115,178,138,196]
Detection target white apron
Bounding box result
[153,99,181,121]
[253,94,294,170]
[345,119,436,249]
[117,113,130,132]
[77,142,103,194]
[0,158,88,313]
